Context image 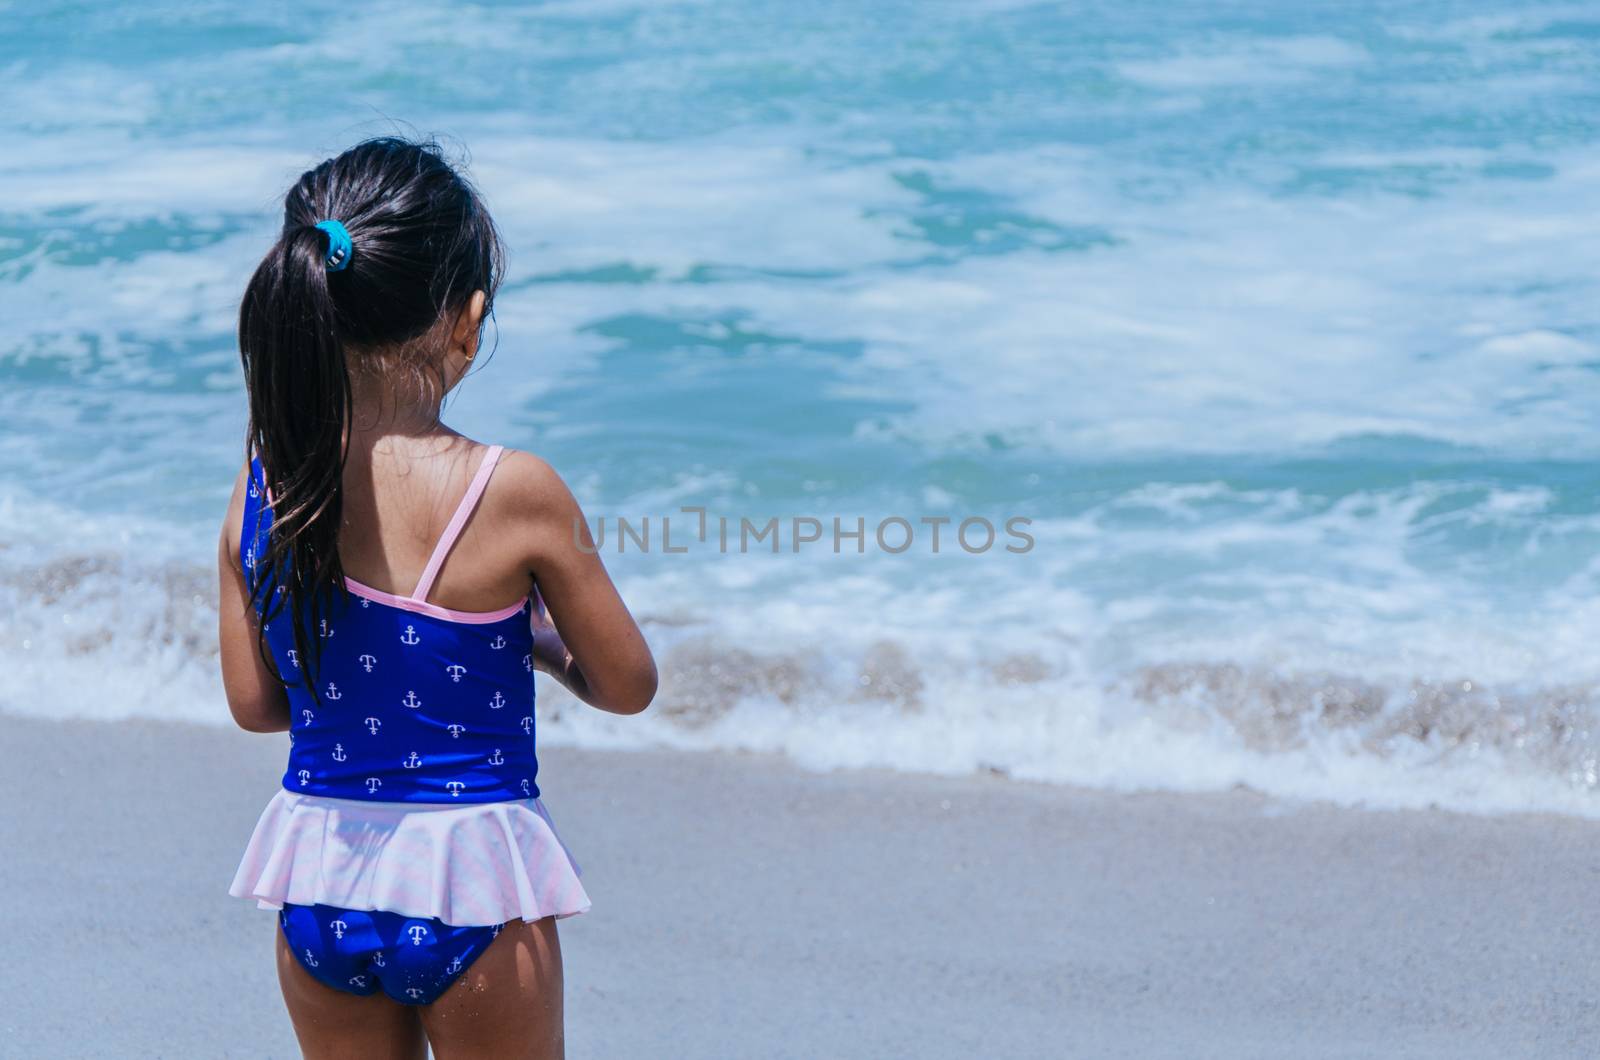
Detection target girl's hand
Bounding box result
[528,583,596,703]
[528,585,571,678]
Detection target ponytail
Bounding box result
[236,137,504,704]
[239,223,354,701]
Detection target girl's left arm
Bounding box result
[218,463,291,733]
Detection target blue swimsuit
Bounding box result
[228,444,586,1005]
[279,902,507,1004]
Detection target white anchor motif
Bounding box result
[245,545,256,569]
[491,923,502,939]
[400,625,420,645]
[520,716,533,734]
[360,597,370,608]
[522,653,533,673]
[489,691,505,710]
[364,717,381,735]
[331,743,346,762]
[302,708,314,726]
[304,949,319,968]
[325,681,342,701]
[404,752,422,769]
[402,690,421,709]
[406,987,424,1000]
[408,925,429,945]
[520,779,531,797]
[320,619,334,639]
[447,724,465,739]
[297,769,310,786]
[330,918,347,939]
[372,952,386,967]
[447,955,463,974]
[489,635,506,650]
[446,781,466,797]
[365,777,382,794]
[446,664,466,683]
[358,653,376,672]
[488,748,504,765]
[248,479,260,499]
[349,975,367,988]
[287,648,300,668]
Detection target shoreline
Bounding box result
[3,710,1598,1057]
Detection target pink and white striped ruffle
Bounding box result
[228,789,590,927]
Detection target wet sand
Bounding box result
[2,710,1598,1058]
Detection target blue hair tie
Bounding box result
[313,219,353,272]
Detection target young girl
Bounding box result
[218,137,657,1059]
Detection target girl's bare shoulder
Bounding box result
[486,446,585,531]
[493,446,567,495]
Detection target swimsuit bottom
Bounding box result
[279,901,506,1005]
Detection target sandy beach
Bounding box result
[0,711,1594,1058]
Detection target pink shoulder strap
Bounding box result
[411,444,504,603]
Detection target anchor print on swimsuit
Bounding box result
[240,444,545,804]
[278,903,505,1006]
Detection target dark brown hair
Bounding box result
[238,136,505,697]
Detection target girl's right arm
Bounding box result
[503,450,658,715]
[217,464,292,733]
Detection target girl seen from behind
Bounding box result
[217,136,657,1059]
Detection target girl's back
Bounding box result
[335,440,542,615]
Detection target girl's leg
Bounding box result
[419,915,564,1060]
[275,926,428,1060]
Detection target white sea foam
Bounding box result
[6,478,1600,819]
[1117,36,1370,91]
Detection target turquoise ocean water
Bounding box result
[4,1,1600,814]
